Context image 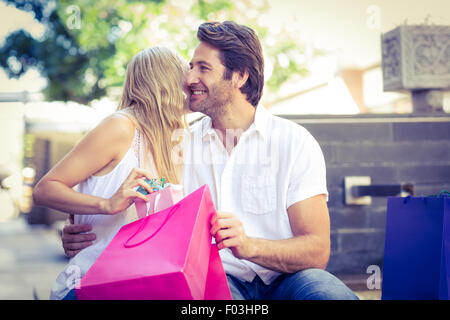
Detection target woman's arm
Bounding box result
[33,114,154,215]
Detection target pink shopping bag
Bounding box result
[204,244,232,300]
[134,185,184,219]
[75,185,231,300]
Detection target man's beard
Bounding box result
[190,81,232,119]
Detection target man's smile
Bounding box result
[192,90,206,96]
[189,88,208,103]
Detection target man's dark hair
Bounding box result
[197,21,264,107]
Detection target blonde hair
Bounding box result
[117,47,187,184]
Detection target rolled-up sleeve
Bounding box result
[286,130,328,209]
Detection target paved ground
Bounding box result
[0,216,381,300]
[0,217,67,300]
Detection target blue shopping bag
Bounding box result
[382,194,450,300]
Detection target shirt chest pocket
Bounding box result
[241,174,277,214]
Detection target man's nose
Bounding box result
[185,69,199,86]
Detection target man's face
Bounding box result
[186,42,233,117]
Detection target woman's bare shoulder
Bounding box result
[94,112,136,143]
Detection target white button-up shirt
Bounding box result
[182,105,328,284]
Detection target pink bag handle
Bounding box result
[124,203,181,248]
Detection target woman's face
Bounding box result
[181,62,192,115]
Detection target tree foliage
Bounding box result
[0,0,315,105]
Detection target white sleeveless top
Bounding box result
[50,128,158,300]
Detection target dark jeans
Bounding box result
[227,268,359,300]
[62,289,77,300]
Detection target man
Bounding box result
[62,21,358,300]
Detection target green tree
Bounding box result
[0,0,315,105]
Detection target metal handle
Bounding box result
[344,176,414,205]
[352,184,414,197]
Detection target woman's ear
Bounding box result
[232,70,249,89]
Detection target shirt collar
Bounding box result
[252,104,270,140]
[199,104,270,141]
[200,116,215,141]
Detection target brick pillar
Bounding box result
[381,25,450,114]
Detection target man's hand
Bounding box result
[210,211,255,260]
[209,195,330,273]
[62,216,96,258]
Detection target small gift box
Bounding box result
[135,178,184,219]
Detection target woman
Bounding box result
[33,47,189,300]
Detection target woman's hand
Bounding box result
[101,168,155,215]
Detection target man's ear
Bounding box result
[232,70,249,89]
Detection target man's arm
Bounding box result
[61,221,96,258]
[211,194,330,273]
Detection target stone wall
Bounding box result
[284,114,450,274]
